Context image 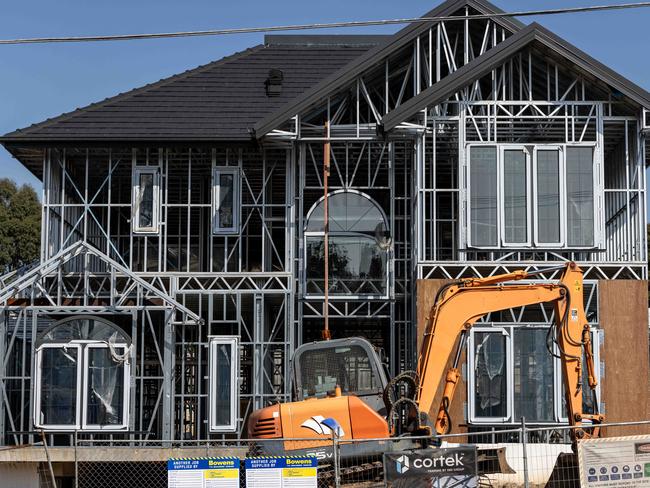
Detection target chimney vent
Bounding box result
[265,69,284,97]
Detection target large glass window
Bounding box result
[469,147,498,247]
[502,148,529,245]
[472,331,508,420]
[535,149,562,244]
[467,144,598,248]
[37,345,81,428]
[304,191,390,297]
[513,328,554,422]
[566,147,595,247]
[34,317,130,430]
[209,336,239,432]
[468,325,601,425]
[84,345,128,428]
[132,167,160,233]
[212,167,240,234]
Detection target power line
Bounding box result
[1,1,649,45]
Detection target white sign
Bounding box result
[245,457,317,488]
[168,458,239,488]
[579,435,650,486]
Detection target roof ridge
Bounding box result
[3,44,265,138]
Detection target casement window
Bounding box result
[467,326,601,424]
[467,144,599,249]
[208,336,239,432]
[34,317,130,431]
[212,167,240,234]
[132,166,160,234]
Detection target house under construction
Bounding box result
[0,0,649,484]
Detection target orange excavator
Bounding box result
[248,262,603,462]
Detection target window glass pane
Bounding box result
[39,348,77,426]
[305,192,387,235]
[218,173,234,228]
[503,149,528,243]
[40,318,128,345]
[470,147,497,246]
[213,342,233,427]
[298,345,380,398]
[536,150,561,243]
[513,329,554,422]
[86,347,125,426]
[306,235,387,296]
[138,173,154,229]
[566,147,594,246]
[473,332,507,418]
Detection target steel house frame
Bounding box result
[0,0,648,450]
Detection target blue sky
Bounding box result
[1,0,649,193]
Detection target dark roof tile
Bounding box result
[1,41,377,142]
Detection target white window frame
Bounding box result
[466,143,601,250]
[34,343,83,430]
[532,146,565,248]
[132,166,160,234]
[82,343,131,431]
[467,327,512,423]
[499,146,532,247]
[212,166,241,235]
[208,336,239,432]
[467,325,602,425]
[302,189,391,300]
[34,341,130,431]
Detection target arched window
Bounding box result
[304,190,390,297]
[34,316,131,430]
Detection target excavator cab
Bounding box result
[291,337,389,415]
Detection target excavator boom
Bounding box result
[417,262,602,438]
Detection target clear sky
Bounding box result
[1,0,649,194]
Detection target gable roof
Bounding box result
[253,0,525,137]
[1,36,382,143]
[382,23,650,130]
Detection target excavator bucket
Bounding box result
[545,452,579,487]
[477,447,516,475]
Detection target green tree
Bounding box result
[0,179,40,271]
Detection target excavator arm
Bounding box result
[415,262,602,440]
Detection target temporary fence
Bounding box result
[39,419,650,487]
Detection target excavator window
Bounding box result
[298,345,380,397]
[291,337,389,416]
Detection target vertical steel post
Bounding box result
[332,437,341,488]
[521,417,530,488]
[162,309,175,441]
[40,430,57,487]
[74,430,79,488]
[322,122,331,340]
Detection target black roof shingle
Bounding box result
[1,36,383,143]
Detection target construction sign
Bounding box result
[167,457,240,488]
[245,457,318,488]
[579,435,650,486]
[384,447,478,487]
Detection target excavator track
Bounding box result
[317,460,384,487]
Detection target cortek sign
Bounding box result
[384,447,478,488]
